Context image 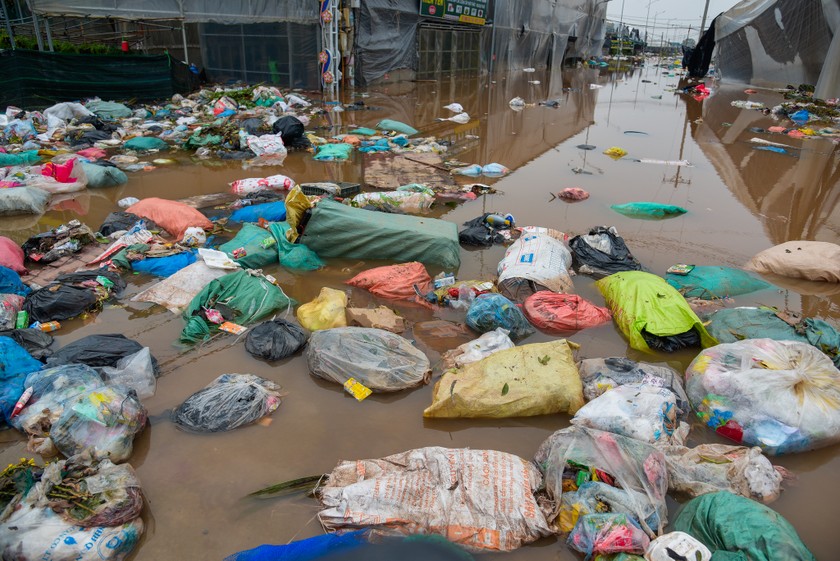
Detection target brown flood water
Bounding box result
[1,65,839,560]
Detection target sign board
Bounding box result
[419,0,488,26]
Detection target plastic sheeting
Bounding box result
[356,0,420,85]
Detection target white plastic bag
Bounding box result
[443,327,515,368]
[230,174,295,196]
[182,227,206,247]
[645,531,711,561]
[497,233,574,293]
[443,102,463,113]
[131,260,228,314]
[100,347,157,400]
[240,131,288,158]
[351,191,434,214]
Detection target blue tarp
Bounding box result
[133,250,198,277]
[0,337,42,422]
[229,201,287,223]
[0,265,30,296]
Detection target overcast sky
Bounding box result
[606,0,742,39]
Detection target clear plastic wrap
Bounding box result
[99,348,157,400]
[172,374,282,433]
[440,327,515,370]
[567,513,650,557]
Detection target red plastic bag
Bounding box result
[0,236,26,274]
[346,262,432,300]
[41,158,76,183]
[127,197,212,240]
[523,292,611,332]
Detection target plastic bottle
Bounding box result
[485,214,511,228]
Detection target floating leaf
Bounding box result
[538,355,551,365]
[501,383,509,396]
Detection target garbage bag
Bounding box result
[123,136,168,152]
[0,265,29,295]
[707,307,840,368]
[571,383,690,445]
[523,292,612,332]
[746,240,840,283]
[24,270,125,323]
[352,191,434,213]
[315,143,353,161]
[346,262,432,300]
[376,119,418,136]
[534,426,668,536]
[44,101,94,121]
[596,271,717,353]
[266,222,324,270]
[577,357,690,416]
[47,333,158,373]
[306,327,430,392]
[567,513,650,557]
[21,221,96,264]
[51,385,147,462]
[645,532,711,561]
[229,201,287,223]
[301,199,460,270]
[224,531,368,561]
[458,214,506,247]
[126,197,212,240]
[0,327,53,360]
[0,293,25,329]
[440,327,515,369]
[0,337,42,422]
[296,287,347,331]
[131,250,197,277]
[0,149,41,166]
[131,260,228,314]
[245,319,308,361]
[172,373,282,433]
[230,174,295,197]
[98,211,154,237]
[100,348,157,400]
[317,446,552,551]
[686,338,840,454]
[425,339,584,418]
[86,100,132,120]
[283,186,311,242]
[271,115,309,148]
[0,236,26,273]
[569,227,643,278]
[673,492,816,561]
[180,270,295,344]
[662,443,783,503]
[219,223,279,269]
[0,186,50,216]
[465,293,534,341]
[610,202,687,219]
[665,266,771,298]
[80,162,128,188]
[497,234,574,301]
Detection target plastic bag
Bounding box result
[645,532,711,561]
[314,143,353,161]
[665,266,771,298]
[306,327,430,392]
[611,202,687,219]
[98,211,152,237]
[568,513,650,556]
[126,197,212,240]
[100,348,157,399]
[224,532,368,561]
[523,292,611,332]
[132,250,197,278]
[466,293,534,341]
[451,164,483,176]
[0,264,30,295]
[172,373,282,433]
[182,227,206,247]
[481,163,510,177]
[0,293,24,329]
[245,319,308,361]
[266,222,323,270]
[352,191,433,213]
[376,119,418,136]
[0,236,26,274]
[440,327,515,369]
[0,186,50,216]
[346,262,432,300]
[534,426,669,537]
[229,201,287,223]
[425,340,584,418]
[577,357,690,416]
[48,334,157,373]
[230,174,295,197]
[131,260,228,314]
[458,213,507,247]
[497,234,574,300]
[673,492,816,561]
[569,227,643,278]
[317,447,552,551]
[686,338,840,454]
[0,337,43,422]
[80,162,128,188]
[123,136,168,152]
[86,100,132,120]
[572,383,690,446]
[296,287,347,331]
[271,115,309,148]
[746,240,840,283]
[604,147,628,159]
[219,223,278,269]
[25,270,125,323]
[596,271,717,353]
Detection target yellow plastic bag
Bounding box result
[424,340,585,418]
[296,287,347,331]
[284,186,312,242]
[603,146,627,159]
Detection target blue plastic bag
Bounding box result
[229,201,287,223]
[133,250,197,277]
[314,143,353,161]
[223,531,367,561]
[0,337,42,422]
[466,293,535,341]
[0,266,30,296]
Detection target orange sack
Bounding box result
[523,292,612,332]
[346,262,432,300]
[127,197,212,240]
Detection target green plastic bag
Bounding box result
[596,271,717,353]
[219,223,278,269]
[611,202,687,219]
[0,150,40,166]
[674,492,816,561]
[376,119,419,136]
[180,269,296,344]
[185,131,223,149]
[267,222,323,271]
[314,143,353,161]
[124,136,168,152]
[300,199,460,270]
[85,100,133,120]
[80,162,128,188]
[348,127,377,136]
[665,266,770,298]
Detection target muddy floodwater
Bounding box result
[1,66,839,560]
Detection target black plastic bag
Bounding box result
[272,116,310,148]
[458,214,506,247]
[69,129,113,146]
[98,211,157,237]
[25,284,98,322]
[569,226,643,278]
[240,117,270,136]
[641,328,701,353]
[0,328,53,360]
[245,319,308,361]
[172,374,282,433]
[47,333,159,373]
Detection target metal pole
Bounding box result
[0,0,15,49]
[31,13,44,51]
[699,0,711,41]
[181,24,189,64]
[618,0,625,59]
[44,17,54,51]
[643,0,659,46]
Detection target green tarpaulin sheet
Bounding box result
[300,199,460,270]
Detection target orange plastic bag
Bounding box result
[346,262,432,300]
[127,197,212,240]
[523,292,612,332]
